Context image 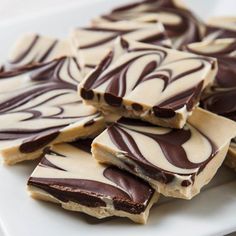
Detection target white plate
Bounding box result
[0,1,236,235]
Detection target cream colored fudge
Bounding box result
[92,108,236,199]
[71,20,171,73]
[0,56,105,165]
[79,38,217,129]
[28,139,159,224]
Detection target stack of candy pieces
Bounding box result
[1,0,236,224]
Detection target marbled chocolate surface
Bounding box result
[0,57,101,155]
[186,39,236,122]
[80,38,216,127]
[72,20,171,70]
[2,34,75,71]
[28,139,155,214]
[92,108,236,195]
[92,0,203,49]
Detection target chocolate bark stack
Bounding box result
[1,0,236,224]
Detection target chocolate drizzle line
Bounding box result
[40,155,66,171]
[9,35,59,66]
[38,40,58,63]
[10,35,40,64]
[79,26,168,49]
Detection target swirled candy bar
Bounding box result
[71,20,171,73]
[28,139,158,224]
[79,38,217,129]
[204,17,236,41]
[185,38,236,170]
[0,57,105,165]
[92,0,204,49]
[3,33,75,70]
[92,108,236,199]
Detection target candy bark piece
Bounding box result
[92,0,204,49]
[27,139,158,224]
[71,20,171,72]
[1,33,75,71]
[92,108,236,199]
[185,38,236,170]
[79,38,217,129]
[204,17,236,41]
[0,57,105,165]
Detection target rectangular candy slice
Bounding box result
[92,0,204,49]
[92,108,236,199]
[0,57,104,165]
[185,38,236,170]
[79,38,217,129]
[27,139,158,224]
[71,20,171,73]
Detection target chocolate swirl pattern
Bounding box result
[71,20,171,72]
[92,0,204,49]
[201,86,236,122]
[186,39,236,121]
[92,108,236,199]
[2,33,75,71]
[186,39,236,164]
[80,38,217,128]
[28,139,157,224]
[186,39,236,88]
[0,57,104,165]
[204,17,236,41]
